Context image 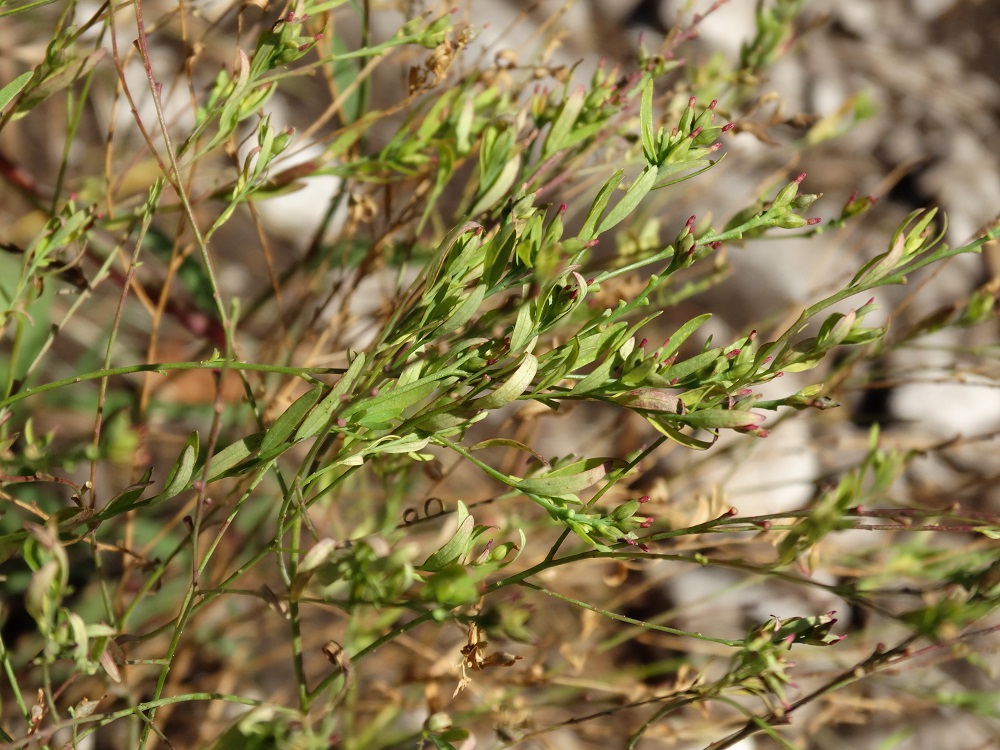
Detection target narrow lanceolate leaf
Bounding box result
[205,432,265,481]
[612,388,684,414]
[681,408,764,429]
[157,431,200,502]
[851,231,905,287]
[295,353,367,440]
[579,169,625,241]
[0,71,32,112]
[469,154,520,216]
[421,502,477,571]
[639,79,657,165]
[515,457,626,496]
[349,373,456,428]
[261,386,323,455]
[94,468,155,519]
[597,165,659,236]
[543,86,585,159]
[438,284,487,335]
[661,314,712,360]
[469,354,538,410]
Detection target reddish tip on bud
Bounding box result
[670,377,679,385]
[866,297,875,305]
[487,357,499,365]
[754,520,772,530]
[640,517,653,528]
[689,126,703,139]
[336,417,347,428]
[846,190,858,204]
[689,96,697,108]
[685,215,696,229]
[709,99,718,109]
[586,239,600,247]
[370,387,379,397]
[737,388,753,396]
[727,348,741,359]
[638,495,650,503]
[806,217,822,225]
[559,202,567,214]
[639,337,648,349]
[721,122,735,132]
[795,172,807,184]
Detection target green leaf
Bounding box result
[157,431,200,503]
[296,353,367,440]
[509,303,536,354]
[612,388,684,413]
[205,432,265,481]
[349,373,455,429]
[681,408,763,429]
[484,225,516,287]
[438,283,487,336]
[597,165,658,236]
[421,502,481,571]
[579,169,625,241]
[469,155,520,216]
[95,468,155,519]
[261,386,322,455]
[361,433,431,457]
[0,70,32,112]
[515,457,625,496]
[639,79,657,165]
[851,230,905,287]
[469,354,537,409]
[543,86,585,159]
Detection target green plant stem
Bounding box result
[0,360,341,410]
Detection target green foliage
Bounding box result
[1,1,998,748]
